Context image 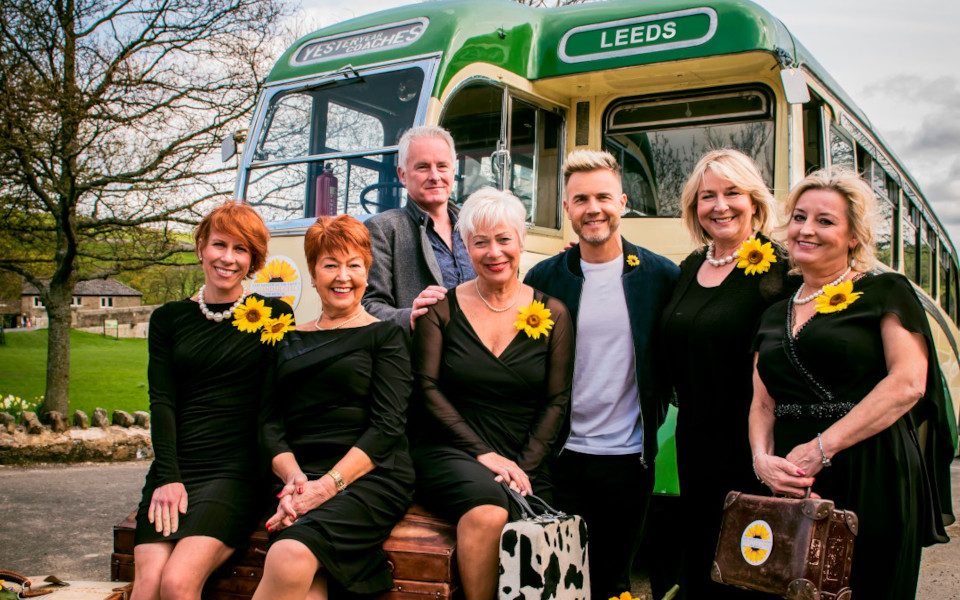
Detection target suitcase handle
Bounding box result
[501,484,567,520]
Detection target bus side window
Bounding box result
[801,94,825,174]
[829,125,854,170]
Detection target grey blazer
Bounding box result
[363,201,455,331]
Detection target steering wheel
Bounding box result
[359,181,406,214]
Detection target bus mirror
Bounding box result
[221,129,248,163]
[221,135,237,163]
[781,68,810,105]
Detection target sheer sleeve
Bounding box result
[355,324,412,467]
[516,296,573,472]
[412,297,494,456]
[147,304,181,485]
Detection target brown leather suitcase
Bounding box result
[112,505,460,599]
[712,491,857,600]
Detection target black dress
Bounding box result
[660,238,793,600]
[411,288,574,522]
[135,294,292,548]
[260,321,414,595]
[753,272,955,599]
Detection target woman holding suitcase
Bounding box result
[411,188,574,600]
[749,168,954,598]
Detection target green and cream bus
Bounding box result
[234,0,960,500]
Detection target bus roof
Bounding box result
[268,0,870,131]
[267,0,950,249]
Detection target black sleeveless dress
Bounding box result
[753,272,954,599]
[135,294,292,548]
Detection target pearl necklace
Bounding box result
[793,267,852,305]
[705,241,738,267]
[197,285,245,322]
[315,308,365,330]
[475,279,519,313]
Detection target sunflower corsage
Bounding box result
[735,237,777,275]
[514,301,554,340]
[626,254,640,267]
[814,280,862,314]
[232,296,295,344]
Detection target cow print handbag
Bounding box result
[497,485,590,600]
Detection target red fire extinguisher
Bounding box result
[315,163,339,216]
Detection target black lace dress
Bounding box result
[753,272,954,599]
[411,288,574,522]
[660,238,793,599]
[260,321,414,594]
[135,294,292,548]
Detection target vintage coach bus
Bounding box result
[232,0,960,525]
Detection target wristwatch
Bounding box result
[327,469,347,492]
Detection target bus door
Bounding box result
[439,80,565,248]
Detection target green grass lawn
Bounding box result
[0,329,148,416]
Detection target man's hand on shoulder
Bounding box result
[410,285,447,329]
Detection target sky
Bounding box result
[297,0,960,243]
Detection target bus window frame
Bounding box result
[601,83,777,219]
[438,76,567,235]
[235,55,440,211]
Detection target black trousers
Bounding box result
[552,450,655,600]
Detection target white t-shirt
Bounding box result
[564,255,644,455]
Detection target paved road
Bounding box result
[1,460,959,598]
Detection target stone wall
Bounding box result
[0,409,154,464]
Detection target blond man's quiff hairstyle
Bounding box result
[562,149,622,184]
[679,149,776,246]
[782,167,877,271]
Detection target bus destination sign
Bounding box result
[558,7,717,64]
[292,18,429,66]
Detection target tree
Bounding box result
[0,0,286,415]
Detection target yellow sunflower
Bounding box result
[232,296,272,333]
[814,279,863,314]
[260,313,296,345]
[514,301,554,340]
[626,254,640,267]
[735,237,777,275]
[742,522,772,564]
[610,593,636,600]
[255,258,298,306]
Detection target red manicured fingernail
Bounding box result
[297,486,304,494]
[276,492,283,498]
[797,470,806,476]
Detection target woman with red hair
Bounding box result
[132,201,293,600]
[254,215,414,600]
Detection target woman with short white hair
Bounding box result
[412,187,574,600]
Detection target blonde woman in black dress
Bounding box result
[254,215,413,600]
[660,149,792,599]
[132,202,292,600]
[750,169,954,598]
[412,187,574,600]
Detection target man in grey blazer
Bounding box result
[363,126,476,330]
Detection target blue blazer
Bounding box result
[523,237,679,464]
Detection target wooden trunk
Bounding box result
[712,491,857,600]
[112,505,459,599]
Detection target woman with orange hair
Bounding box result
[254,215,414,600]
[132,201,293,600]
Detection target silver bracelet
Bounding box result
[752,452,767,482]
[816,433,832,467]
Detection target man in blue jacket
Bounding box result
[524,149,678,599]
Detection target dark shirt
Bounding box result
[407,201,475,288]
